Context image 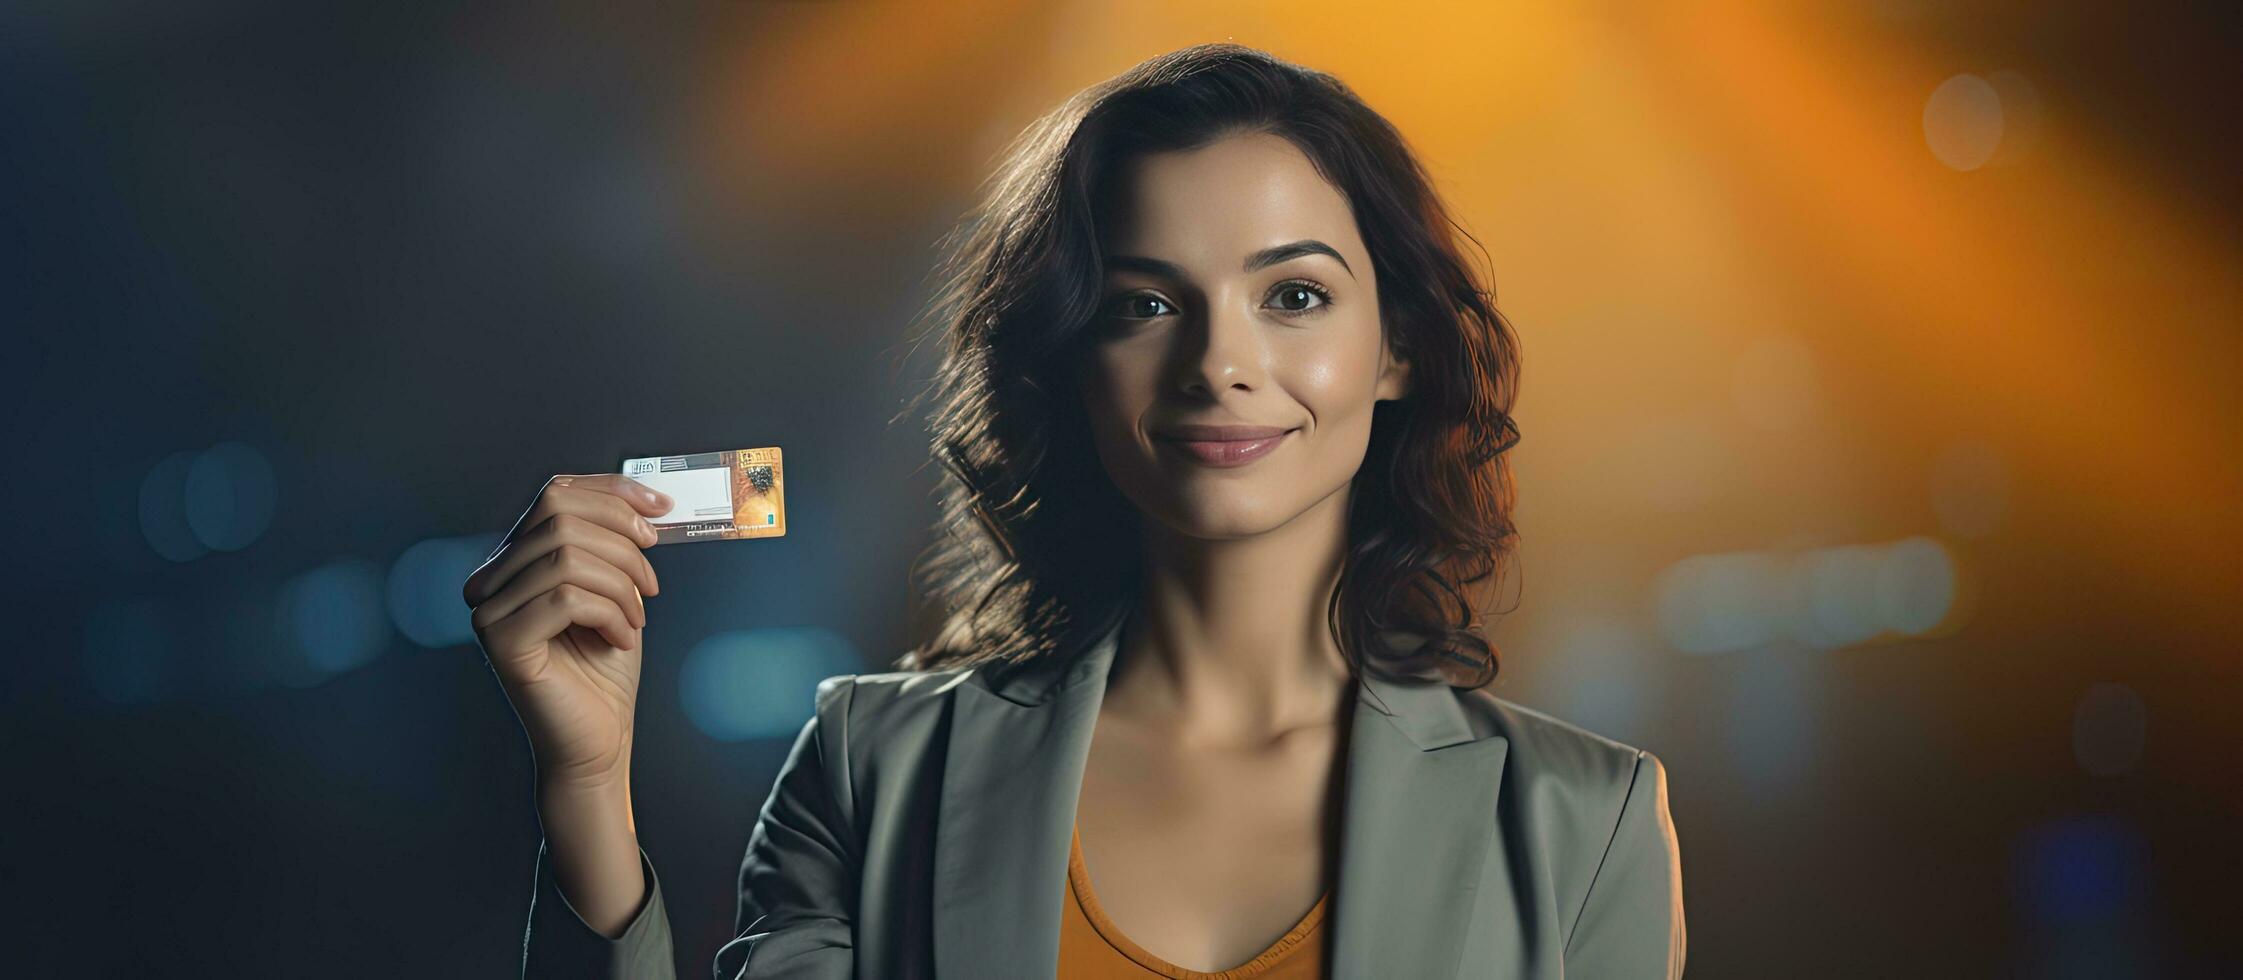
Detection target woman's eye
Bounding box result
[1106,294,1172,320]
[1103,283,1331,321]
[1268,281,1333,316]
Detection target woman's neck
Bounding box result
[1104,486,1357,745]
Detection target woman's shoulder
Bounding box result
[816,665,967,705]
[806,665,976,741]
[1451,687,1669,807]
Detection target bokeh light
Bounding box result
[1924,72,2004,171]
[276,557,391,680]
[2015,813,2147,923]
[137,450,208,562]
[1871,535,1957,635]
[2072,682,2148,777]
[1796,543,1888,648]
[387,533,505,648]
[1657,537,1961,653]
[677,626,863,742]
[2012,813,2154,976]
[182,440,277,552]
[82,597,172,703]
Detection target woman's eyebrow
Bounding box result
[1106,239,1354,281]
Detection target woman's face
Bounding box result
[1076,131,1410,541]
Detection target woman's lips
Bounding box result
[1153,427,1297,467]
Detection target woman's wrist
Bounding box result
[536,760,633,808]
[532,726,637,800]
[535,769,646,938]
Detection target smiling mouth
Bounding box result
[1153,427,1298,467]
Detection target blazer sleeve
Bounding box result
[712,675,860,979]
[522,837,678,979]
[1562,749,1687,979]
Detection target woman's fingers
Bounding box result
[554,473,675,518]
[526,478,663,549]
[464,511,658,606]
[481,582,639,658]
[471,543,648,634]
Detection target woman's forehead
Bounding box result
[1098,134,1363,268]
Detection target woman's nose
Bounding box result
[1176,301,1265,395]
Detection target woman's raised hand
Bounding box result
[463,473,672,791]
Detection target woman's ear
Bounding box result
[1376,336,1412,402]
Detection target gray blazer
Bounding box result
[521,614,1685,978]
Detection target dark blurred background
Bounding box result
[4,1,2238,976]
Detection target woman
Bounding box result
[468,43,1684,979]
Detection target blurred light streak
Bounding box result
[1654,550,1788,654]
[1871,535,1956,635]
[678,626,862,742]
[1795,543,1888,649]
[1655,536,1966,654]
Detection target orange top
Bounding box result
[1058,822,1330,979]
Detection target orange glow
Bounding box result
[679,2,2240,643]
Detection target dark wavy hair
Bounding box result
[890,43,1522,690]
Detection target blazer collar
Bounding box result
[932,614,1513,978]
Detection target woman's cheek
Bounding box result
[1286,355,1358,426]
[1298,356,1342,391]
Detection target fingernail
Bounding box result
[638,518,656,541]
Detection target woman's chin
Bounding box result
[1145,500,1298,541]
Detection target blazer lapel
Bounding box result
[929,614,1511,979]
[931,613,1125,979]
[1327,666,1512,978]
